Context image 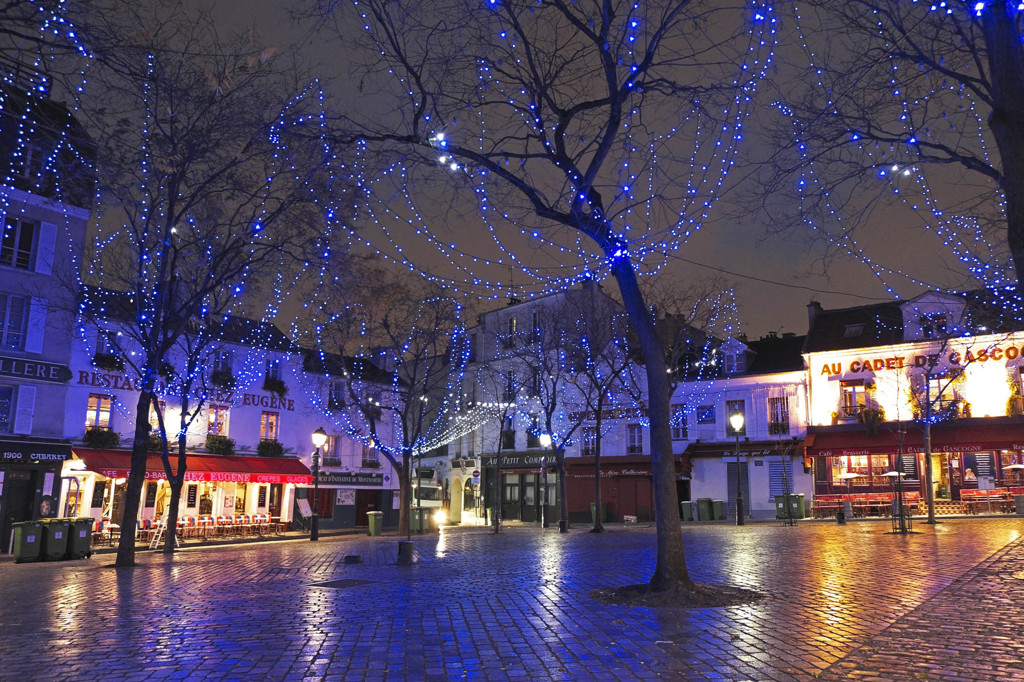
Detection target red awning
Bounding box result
[73,448,313,484]
[805,420,1024,457]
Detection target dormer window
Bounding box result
[920,313,947,339]
[844,324,864,338]
[724,351,746,374]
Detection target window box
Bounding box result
[210,368,236,390]
[92,352,124,372]
[205,434,236,455]
[262,376,288,398]
[257,438,284,458]
[83,426,120,449]
[361,459,381,468]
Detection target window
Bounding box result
[927,375,958,412]
[581,426,597,457]
[361,443,379,467]
[920,313,947,339]
[502,315,518,349]
[530,367,541,397]
[1,218,36,270]
[532,310,542,344]
[259,411,279,440]
[469,333,478,363]
[96,329,117,354]
[322,435,341,466]
[86,394,113,429]
[501,416,515,449]
[697,405,716,424]
[0,385,13,432]
[724,352,746,374]
[843,324,864,338]
[148,400,166,431]
[212,350,233,373]
[726,400,746,436]
[328,380,346,410]
[527,414,541,449]
[503,371,516,402]
[0,294,28,350]
[768,397,790,435]
[627,423,643,454]
[265,359,281,380]
[840,380,867,418]
[670,404,688,440]
[207,405,230,435]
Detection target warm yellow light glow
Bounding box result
[729,412,745,432]
[311,427,328,449]
[433,509,447,525]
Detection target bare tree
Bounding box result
[308,275,468,536]
[76,1,332,566]
[317,0,771,594]
[757,1,1024,286]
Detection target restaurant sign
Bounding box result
[0,441,72,463]
[94,468,312,484]
[317,472,384,486]
[0,356,72,384]
[480,453,549,469]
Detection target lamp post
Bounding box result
[310,427,327,541]
[729,412,745,526]
[539,433,551,529]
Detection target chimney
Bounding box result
[807,300,823,331]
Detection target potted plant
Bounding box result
[211,368,236,390]
[92,352,124,372]
[257,438,284,458]
[858,407,886,435]
[262,375,288,398]
[83,427,120,449]
[205,434,235,455]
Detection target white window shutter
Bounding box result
[14,385,36,435]
[25,297,47,353]
[35,222,57,275]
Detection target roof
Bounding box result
[745,334,806,374]
[302,350,396,384]
[802,301,906,353]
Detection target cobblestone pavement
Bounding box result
[1,517,1023,681]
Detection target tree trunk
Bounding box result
[923,420,936,524]
[982,5,1024,283]
[609,256,691,591]
[592,394,605,533]
[557,446,568,533]
[115,388,155,566]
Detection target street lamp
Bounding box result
[729,412,745,526]
[539,433,551,529]
[310,427,328,541]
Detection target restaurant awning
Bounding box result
[804,419,1024,457]
[72,448,313,484]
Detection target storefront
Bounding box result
[63,448,311,530]
[300,471,397,530]
[1,440,73,553]
[805,419,1024,504]
[563,455,679,523]
[480,452,558,523]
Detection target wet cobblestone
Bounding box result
[1,517,1022,680]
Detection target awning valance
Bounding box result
[72,448,313,484]
[804,419,1024,457]
[683,440,803,460]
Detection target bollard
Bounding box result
[397,540,413,565]
[836,511,846,525]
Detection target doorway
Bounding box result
[2,470,36,552]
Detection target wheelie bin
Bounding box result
[40,518,70,561]
[11,521,42,563]
[66,518,94,559]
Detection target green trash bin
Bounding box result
[681,501,694,521]
[411,507,424,533]
[40,519,70,561]
[789,493,806,519]
[11,521,43,563]
[590,502,608,523]
[696,498,713,521]
[367,511,383,536]
[712,500,726,520]
[775,494,790,519]
[66,518,94,559]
